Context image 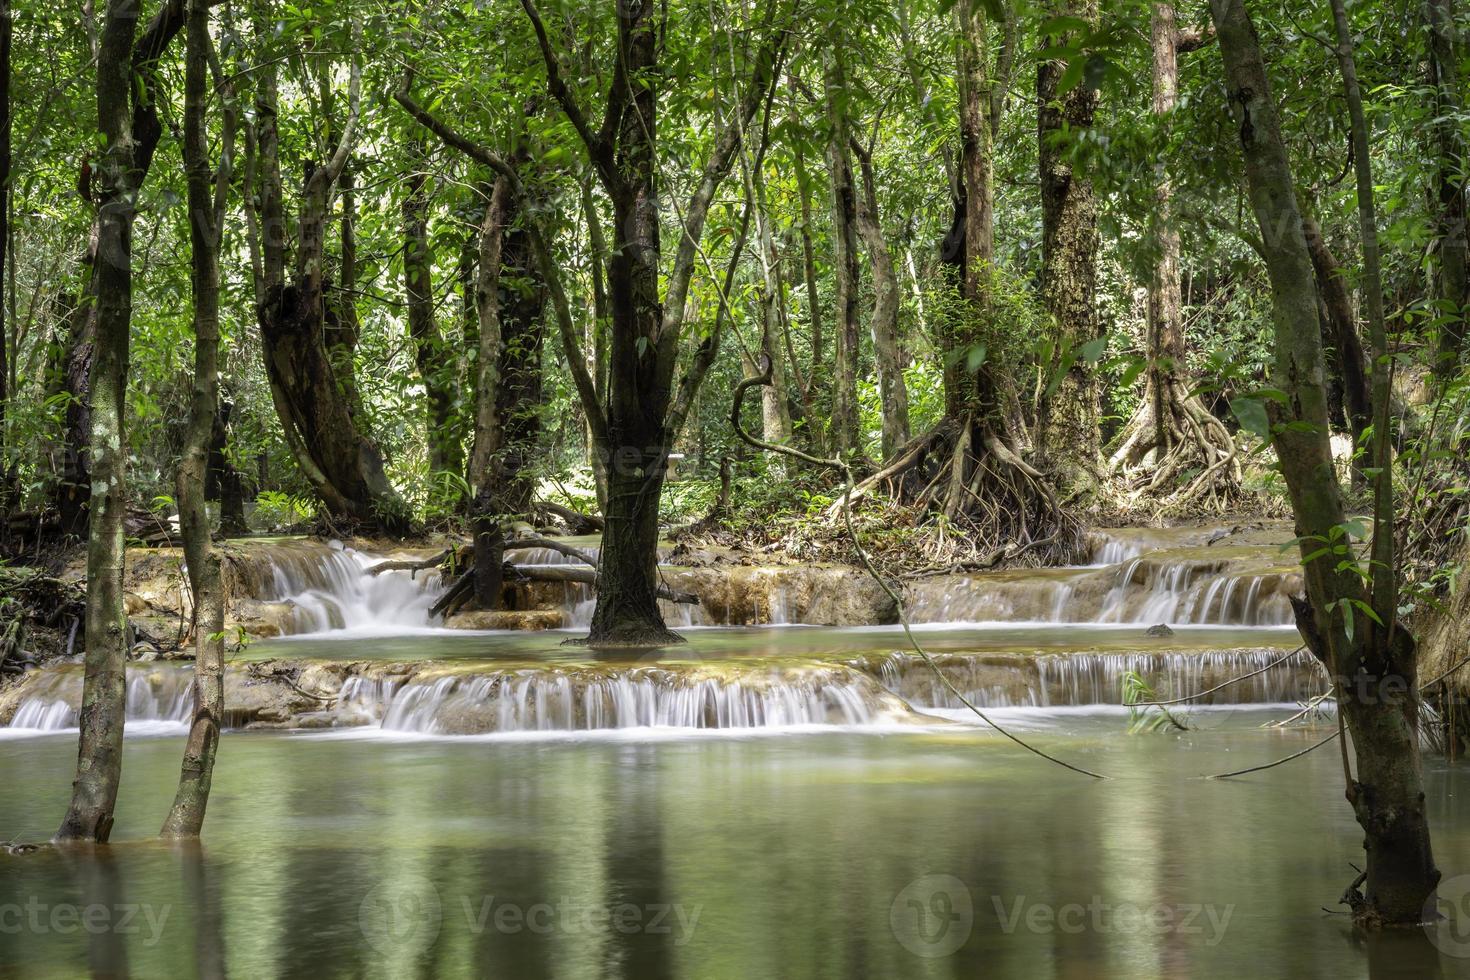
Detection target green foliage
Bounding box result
[253,491,316,531]
[1121,670,1190,734]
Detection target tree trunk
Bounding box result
[743,134,795,471]
[1428,0,1468,379]
[1302,215,1371,474]
[587,2,683,646]
[0,0,8,485]
[1211,0,1438,925]
[792,132,823,443]
[822,45,863,457]
[1107,4,1237,507]
[518,0,791,644]
[53,0,186,538]
[472,177,546,608]
[944,0,996,417]
[582,174,611,510]
[1148,4,1185,456]
[254,51,411,534]
[1036,0,1101,476]
[57,0,141,844]
[210,398,248,535]
[403,146,460,480]
[852,144,910,460]
[162,0,227,838]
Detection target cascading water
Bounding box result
[861,649,1323,709]
[1,665,193,733]
[260,540,446,635]
[0,521,1321,742]
[905,554,1298,627]
[337,664,913,734]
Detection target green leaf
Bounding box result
[1230,396,1270,439]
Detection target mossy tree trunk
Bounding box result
[821,37,863,458]
[1036,0,1102,479]
[1428,0,1468,380]
[402,139,462,480]
[56,0,145,844]
[851,140,910,461]
[1212,0,1438,925]
[161,0,229,839]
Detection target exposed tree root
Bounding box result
[1109,377,1241,512]
[829,412,1083,567]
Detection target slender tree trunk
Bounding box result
[582,175,611,510]
[1036,0,1101,474]
[944,0,996,417]
[54,1,185,538]
[822,46,862,457]
[792,135,823,443]
[1302,215,1371,474]
[1148,3,1185,458]
[456,210,479,439]
[743,134,795,469]
[0,0,8,484]
[57,0,140,844]
[162,0,228,837]
[852,146,909,459]
[1107,6,1237,505]
[1429,0,1467,379]
[402,143,460,479]
[1212,0,1438,924]
[210,398,248,534]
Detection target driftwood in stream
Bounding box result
[366,550,453,577]
[535,501,605,535]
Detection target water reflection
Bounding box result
[0,720,1468,978]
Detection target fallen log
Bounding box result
[366,549,452,577]
[504,535,598,568]
[536,501,605,535]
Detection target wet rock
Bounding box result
[1146,624,1174,637]
[445,610,567,631]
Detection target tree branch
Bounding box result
[657,0,796,366]
[516,0,617,187]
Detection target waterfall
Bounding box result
[2,665,193,733]
[860,648,1323,709]
[338,664,915,735]
[260,540,446,635]
[905,557,1298,627]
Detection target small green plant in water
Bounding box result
[1121,670,1190,733]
